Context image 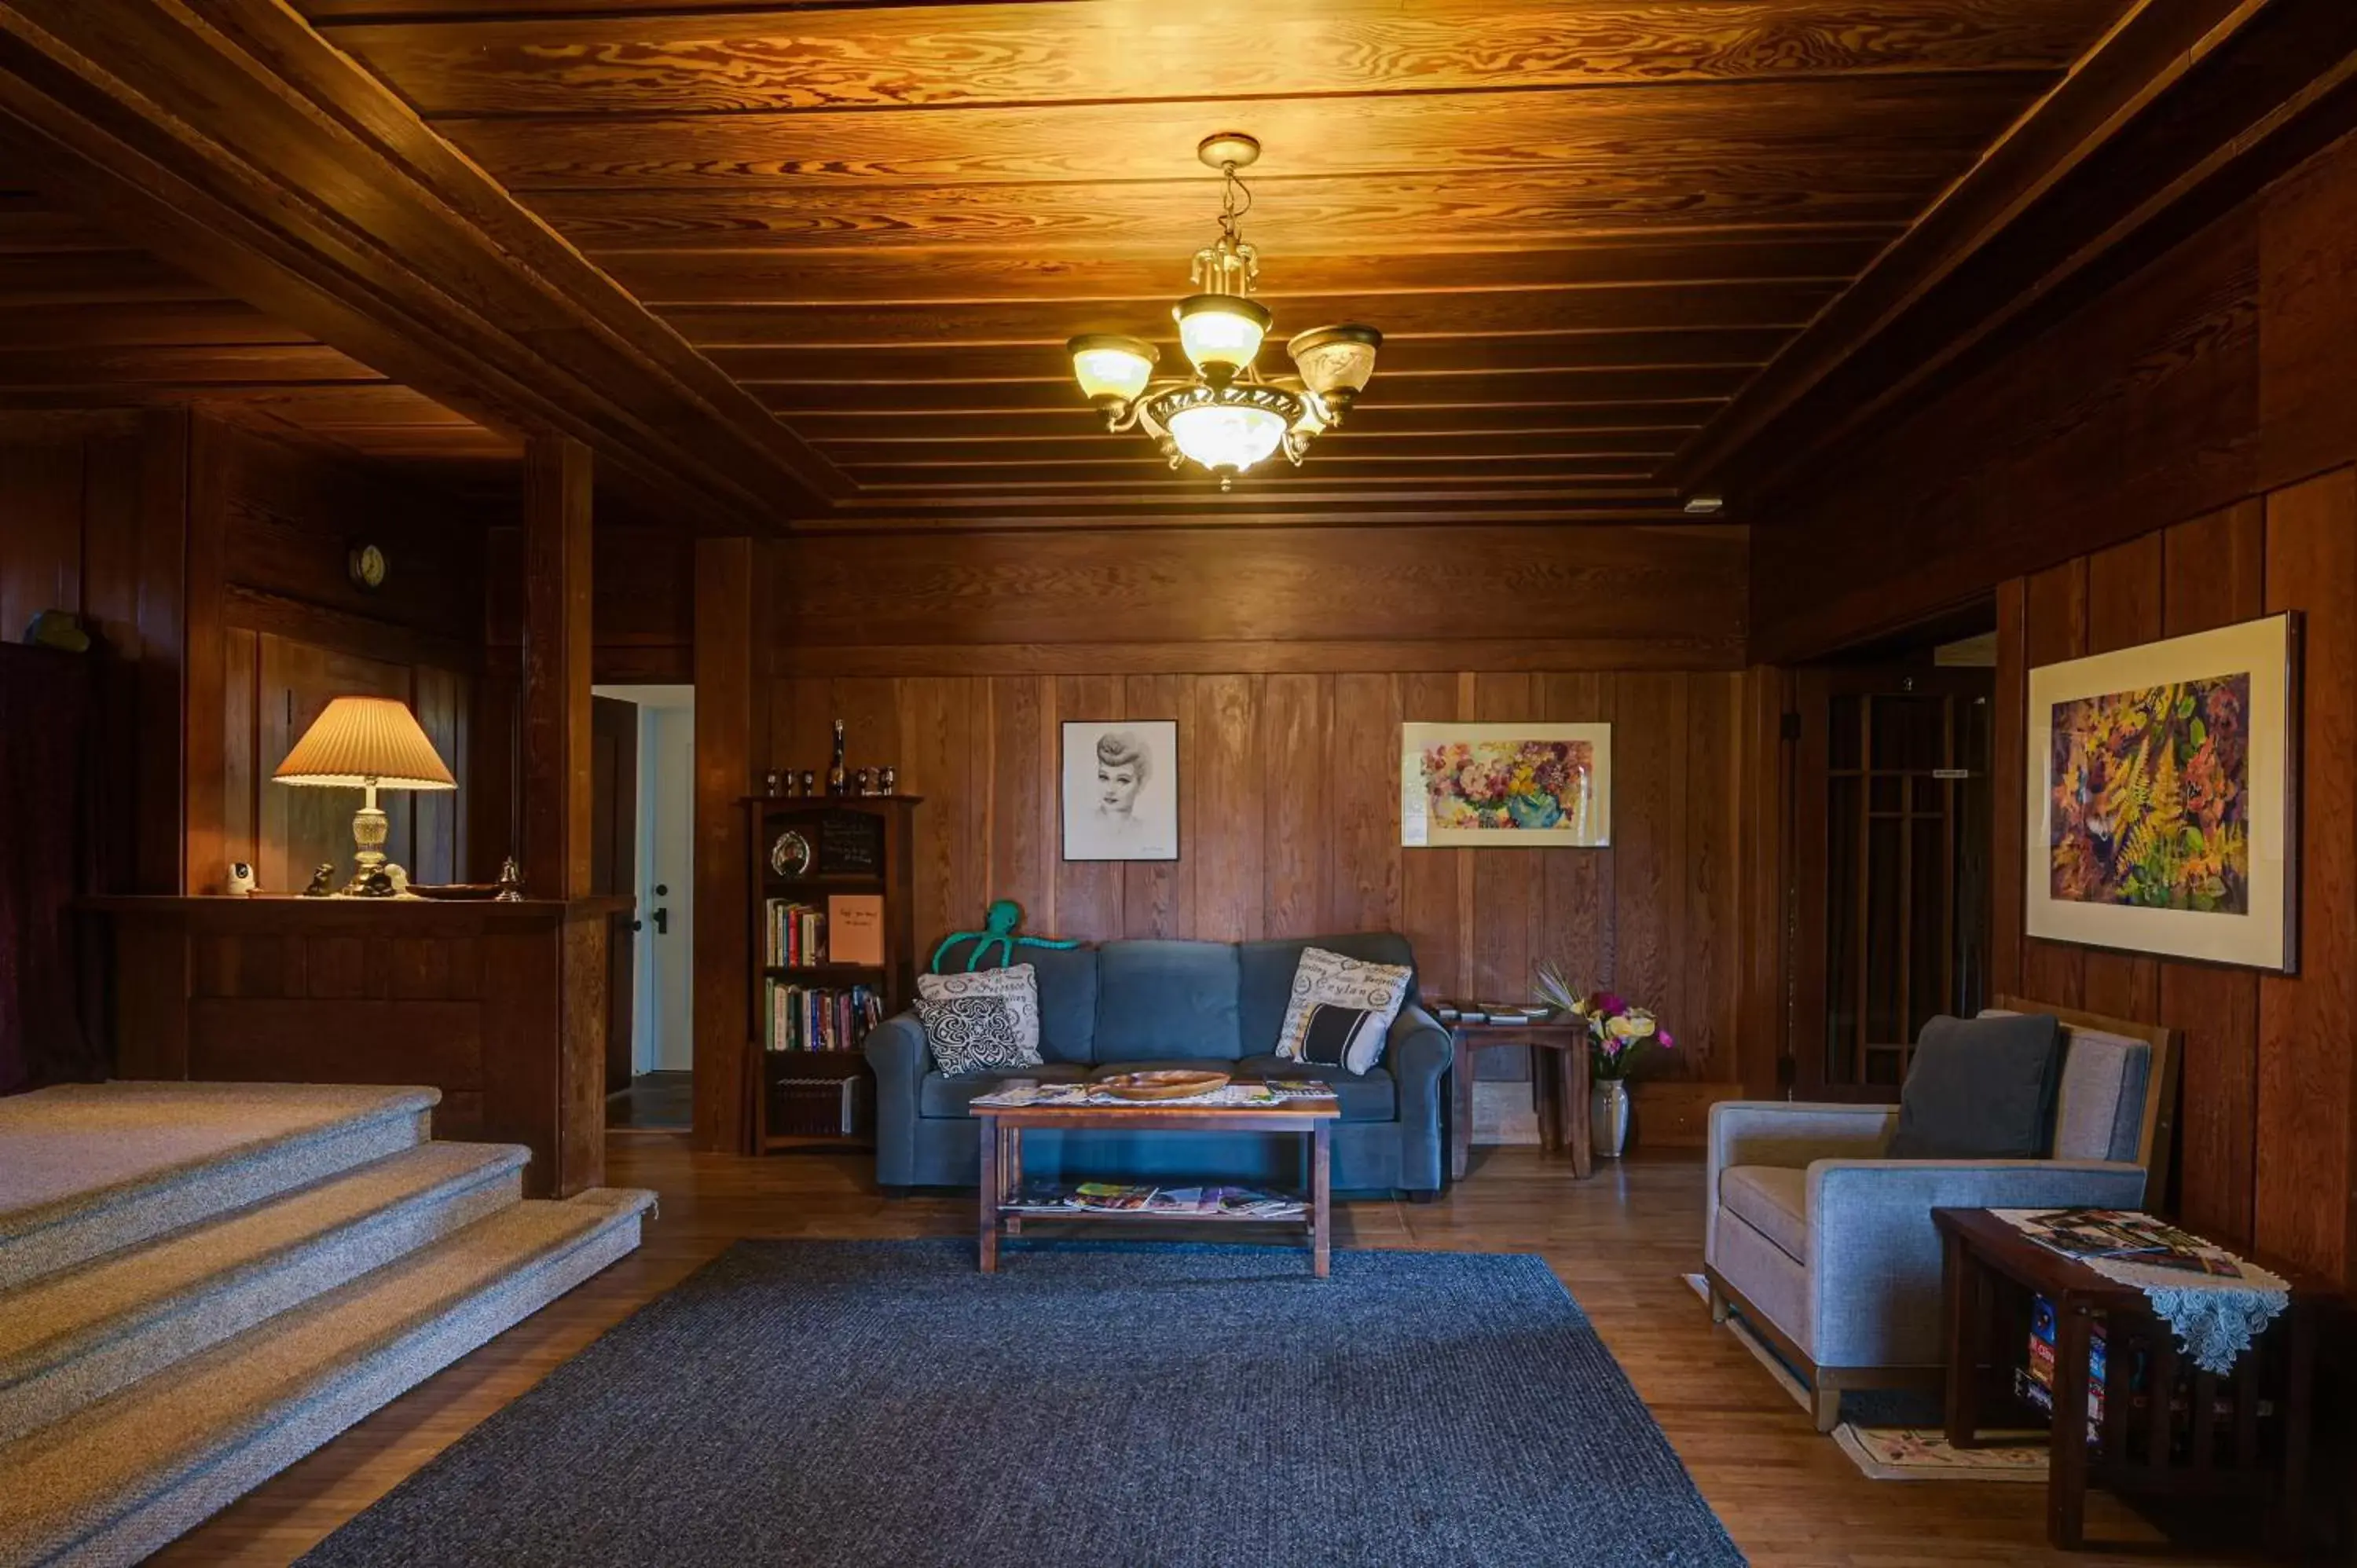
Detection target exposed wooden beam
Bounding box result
[1674,0,2357,497]
[0,0,845,530]
[520,434,592,899]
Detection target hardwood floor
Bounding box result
[152,1135,2176,1566]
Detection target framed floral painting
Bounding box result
[2025,614,2300,971]
[1399,723,1611,848]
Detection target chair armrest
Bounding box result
[862,1013,929,1187]
[1386,1004,1453,1192]
[1709,1101,1897,1175]
[1704,1101,1897,1270]
[1805,1159,2148,1368]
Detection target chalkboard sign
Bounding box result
[816,809,885,875]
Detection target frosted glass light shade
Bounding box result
[1286,324,1383,409]
[1065,334,1157,405]
[1173,295,1271,381]
[1167,399,1286,474]
[274,696,456,790]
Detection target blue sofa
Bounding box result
[864,933,1453,1196]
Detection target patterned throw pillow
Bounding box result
[916,995,1039,1075]
[1274,947,1413,1075]
[917,964,1041,1057]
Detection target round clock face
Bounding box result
[348,544,387,592]
[770,829,813,877]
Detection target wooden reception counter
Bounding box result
[84,895,630,1197]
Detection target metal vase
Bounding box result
[1590,1080,1631,1159]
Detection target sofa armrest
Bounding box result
[1387,1003,1453,1192]
[1805,1159,2148,1368]
[862,1013,929,1188]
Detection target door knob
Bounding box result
[652,907,670,936]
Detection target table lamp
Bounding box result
[273,695,456,895]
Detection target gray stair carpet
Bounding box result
[0,1188,654,1568]
[0,1084,440,1290]
[0,1141,530,1444]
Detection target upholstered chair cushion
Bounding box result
[1885,1012,2062,1160]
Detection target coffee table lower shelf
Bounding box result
[972,1088,1340,1278]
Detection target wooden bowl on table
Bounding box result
[1096,1069,1230,1101]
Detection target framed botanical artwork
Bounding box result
[1399,722,1611,848]
[2026,613,2300,971]
[1061,719,1178,862]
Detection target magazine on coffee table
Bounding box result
[971,1080,1287,1109]
[1009,1180,1305,1218]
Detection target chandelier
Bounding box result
[1064,134,1382,490]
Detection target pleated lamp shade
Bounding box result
[273,696,456,790]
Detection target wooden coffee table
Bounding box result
[971,1079,1341,1277]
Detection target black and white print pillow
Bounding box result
[916,995,1039,1075]
[917,964,1041,1057]
[1274,947,1413,1075]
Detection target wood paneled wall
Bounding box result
[200,419,485,894]
[1754,128,2357,665]
[1761,130,2357,1284]
[723,522,1774,1149]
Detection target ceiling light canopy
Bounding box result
[1064,134,1381,490]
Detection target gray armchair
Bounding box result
[1704,999,2179,1431]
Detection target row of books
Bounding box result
[763,982,882,1053]
[1012,1181,1305,1218]
[1429,999,1552,1025]
[763,899,827,967]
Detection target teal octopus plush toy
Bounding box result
[930,899,1080,973]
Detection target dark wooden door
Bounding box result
[1793,666,1995,1100]
[590,695,638,1095]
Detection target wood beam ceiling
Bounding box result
[0,0,845,530]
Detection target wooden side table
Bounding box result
[1934,1207,2328,1552]
[1443,1017,1591,1181]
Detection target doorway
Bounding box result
[1790,632,1996,1100]
[592,683,695,1130]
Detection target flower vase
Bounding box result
[1590,1080,1631,1159]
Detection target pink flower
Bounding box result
[1593,991,1626,1016]
[1658,1031,1676,1049]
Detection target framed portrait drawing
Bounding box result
[2025,613,2300,971]
[1061,720,1178,862]
[1400,722,1611,848]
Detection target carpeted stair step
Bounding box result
[0,1084,441,1291]
[0,1141,530,1445]
[0,1186,654,1568]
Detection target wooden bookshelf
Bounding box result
[744,795,921,1151]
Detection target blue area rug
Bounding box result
[300,1240,1744,1567]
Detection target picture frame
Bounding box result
[2025,613,2300,972]
[1400,722,1611,848]
[1061,719,1179,862]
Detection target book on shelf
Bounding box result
[761,981,883,1053]
[826,893,885,966]
[763,898,827,967]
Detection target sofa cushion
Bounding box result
[920,1064,1087,1118]
[960,944,1098,1064]
[1092,940,1241,1061]
[1238,933,1417,1053]
[1234,1055,1396,1122]
[1719,1164,1808,1263]
[1887,1012,2062,1159]
[1274,947,1413,1074]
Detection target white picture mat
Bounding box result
[1399,721,1612,848]
[2023,614,2296,970]
[1061,719,1179,862]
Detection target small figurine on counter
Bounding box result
[763,770,783,797]
[878,765,898,796]
[302,863,336,898]
[227,862,258,896]
[854,767,874,796]
[355,868,398,898]
[495,855,525,903]
[798,769,816,797]
[385,865,411,896]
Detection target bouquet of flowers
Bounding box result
[1533,966,1673,1082]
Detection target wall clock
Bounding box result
[348,543,387,592]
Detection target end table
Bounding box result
[1934,1206,2328,1552]
[1440,1014,1591,1181]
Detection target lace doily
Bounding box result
[1992,1210,2289,1376]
